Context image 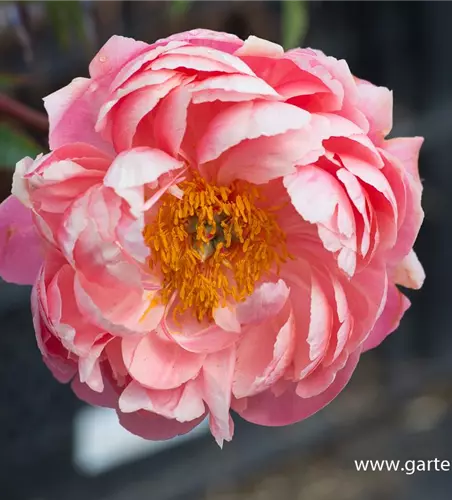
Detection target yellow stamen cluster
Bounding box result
[143,173,291,322]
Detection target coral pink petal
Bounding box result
[202,347,235,446]
[118,409,205,441]
[362,284,410,352]
[72,371,119,408]
[0,196,42,285]
[122,333,205,390]
[235,349,360,426]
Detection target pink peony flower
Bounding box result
[0,30,425,445]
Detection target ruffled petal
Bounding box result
[121,332,205,390]
[0,196,42,285]
[234,349,360,426]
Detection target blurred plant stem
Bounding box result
[281,1,309,49]
[0,93,48,132]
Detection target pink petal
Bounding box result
[150,45,252,75]
[155,29,243,54]
[162,315,242,354]
[236,279,290,325]
[235,349,360,426]
[74,272,164,336]
[362,284,410,352]
[284,164,356,275]
[291,269,333,380]
[296,350,348,398]
[355,80,393,143]
[88,35,149,81]
[103,147,183,216]
[233,311,295,398]
[0,196,42,285]
[44,78,112,152]
[198,101,310,165]
[191,73,278,104]
[202,347,235,447]
[119,379,205,422]
[383,137,424,183]
[110,75,187,152]
[121,333,205,390]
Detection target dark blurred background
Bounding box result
[1,2,451,499]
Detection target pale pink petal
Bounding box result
[213,306,241,333]
[394,249,425,290]
[235,349,360,426]
[234,35,284,57]
[0,196,42,285]
[362,284,410,352]
[121,333,205,390]
[202,347,235,447]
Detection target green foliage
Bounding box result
[0,74,27,93]
[169,0,192,21]
[281,1,309,50]
[0,123,41,169]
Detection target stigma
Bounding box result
[143,173,290,322]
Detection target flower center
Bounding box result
[143,173,290,321]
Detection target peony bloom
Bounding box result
[0,30,425,445]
